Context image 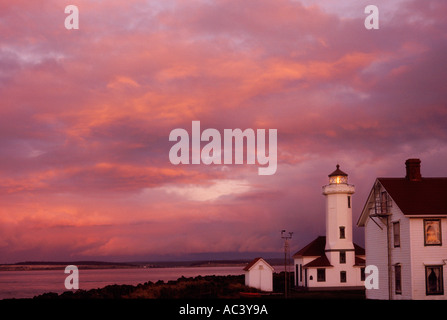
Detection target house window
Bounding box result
[339,251,346,264]
[340,271,347,283]
[393,221,400,248]
[339,226,345,239]
[347,196,351,208]
[299,264,302,282]
[395,264,402,294]
[425,266,444,295]
[361,267,365,281]
[317,268,326,282]
[424,219,442,246]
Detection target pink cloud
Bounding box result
[1,0,447,262]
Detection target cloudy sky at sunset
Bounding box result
[1,0,446,263]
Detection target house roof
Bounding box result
[378,177,447,215]
[303,255,332,268]
[353,243,365,256]
[355,256,366,266]
[293,236,365,258]
[292,236,326,257]
[243,257,274,271]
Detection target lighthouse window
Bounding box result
[340,271,347,283]
[347,196,351,208]
[340,251,346,264]
[339,226,345,239]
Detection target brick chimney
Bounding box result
[405,158,422,181]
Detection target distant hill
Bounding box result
[12,261,136,266]
[0,261,138,271]
[1,257,289,271]
[131,257,287,268]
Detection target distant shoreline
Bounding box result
[0,258,286,272]
[0,264,138,272]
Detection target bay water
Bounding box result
[0,266,245,300]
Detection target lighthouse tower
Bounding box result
[323,165,355,265]
[292,164,365,290]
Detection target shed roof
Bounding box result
[243,257,274,271]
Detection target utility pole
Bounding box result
[281,230,293,298]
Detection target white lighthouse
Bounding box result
[323,165,355,264]
[292,164,365,290]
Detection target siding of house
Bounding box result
[359,160,447,300]
[388,203,412,300]
[363,183,447,300]
[364,203,390,299]
[305,265,364,289]
[294,254,364,289]
[409,217,447,300]
[293,256,318,287]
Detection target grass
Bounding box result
[33,272,365,299]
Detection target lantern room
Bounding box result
[328,164,348,184]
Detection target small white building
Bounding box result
[244,257,274,292]
[358,158,447,300]
[293,165,366,290]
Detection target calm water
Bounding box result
[0,266,244,300]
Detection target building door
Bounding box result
[304,269,308,287]
[295,264,299,286]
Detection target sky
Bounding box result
[0,0,446,263]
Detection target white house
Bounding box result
[293,165,366,290]
[357,158,447,300]
[244,257,274,292]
